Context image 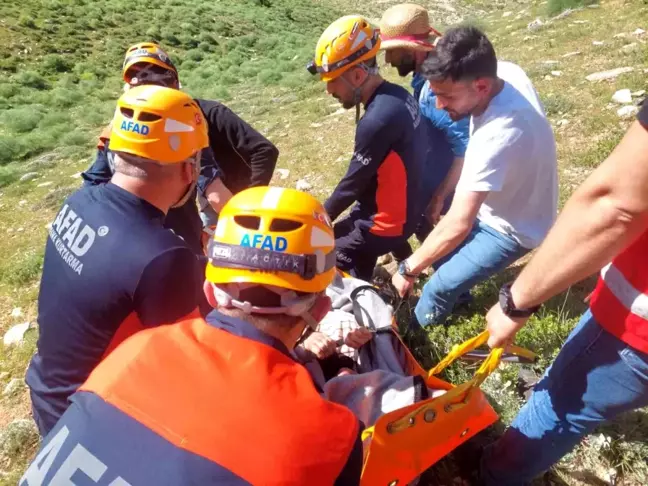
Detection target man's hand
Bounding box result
[392,272,415,298]
[301,331,337,359]
[344,327,373,349]
[485,303,530,348]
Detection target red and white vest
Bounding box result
[590,230,648,354]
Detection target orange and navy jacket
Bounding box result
[324,81,427,237]
[21,312,363,486]
[25,182,204,438]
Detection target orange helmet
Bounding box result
[206,187,336,295]
[307,15,381,82]
[109,85,208,164]
[122,42,178,87]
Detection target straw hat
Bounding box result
[378,4,441,52]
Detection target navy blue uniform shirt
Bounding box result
[26,182,203,436]
[324,81,427,237]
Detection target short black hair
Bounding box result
[421,26,497,82]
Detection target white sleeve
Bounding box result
[456,116,525,192]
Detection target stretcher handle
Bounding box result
[427,331,492,380]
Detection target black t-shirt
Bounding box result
[196,99,279,194]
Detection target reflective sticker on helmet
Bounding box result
[215,216,227,238]
[311,226,334,248]
[120,119,150,135]
[351,30,368,51]
[313,211,332,228]
[240,233,288,252]
[165,118,195,133]
[261,187,284,209]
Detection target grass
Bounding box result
[0,0,647,484]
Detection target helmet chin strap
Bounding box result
[171,155,200,209]
[340,66,372,125]
[212,283,321,331]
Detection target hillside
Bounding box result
[1,0,648,484]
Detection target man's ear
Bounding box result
[203,280,219,308]
[473,77,490,95]
[309,294,332,323]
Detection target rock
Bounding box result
[275,168,290,180]
[527,18,544,31]
[19,172,38,182]
[557,119,570,127]
[70,172,82,179]
[551,70,562,77]
[617,105,639,119]
[552,8,581,21]
[310,122,323,128]
[0,419,39,459]
[3,322,32,346]
[10,307,22,318]
[37,181,53,188]
[295,179,312,192]
[502,11,512,17]
[633,28,646,36]
[562,51,581,58]
[540,60,559,65]
[586,67,634,82]
[621,43,638,52]
[612,89,633,104]
[18,200,28,207]
[632,90,646,97]
[2,379,23,397]
[544,75,553,81]
[592,40,604,46]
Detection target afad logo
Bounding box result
[241,233,288,252]
[120,119,150,135]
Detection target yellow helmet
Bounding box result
[122,42,178,86]
[307,15,381,82]
[206,187,336,294]
[110,85,209,164]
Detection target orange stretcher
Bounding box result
[359,327,536,485]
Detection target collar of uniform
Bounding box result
[365,80,388,110]
[103,182,166,221]
[205,310,294,359]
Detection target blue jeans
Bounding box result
[481,310,648,485]
[413,221,528,326]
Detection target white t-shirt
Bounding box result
[456,63,558,249]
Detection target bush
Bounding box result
[184,49,205,62]
[49,88,83,108]
[547,0,599,15]
[0,83,19,99]
[18,14,37,28]
[0,136,24,164]
[257,69,283,85]
[41,54,73,74]
[1,108,43,133]
[15,71,50,90]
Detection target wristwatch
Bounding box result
[499,282,540,318]
[398,260,418,280]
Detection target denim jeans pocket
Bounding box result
[619,345,648,382]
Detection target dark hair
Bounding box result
[421,26,497,82]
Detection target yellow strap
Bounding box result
[361,426,375,442]
[427,331,490,379]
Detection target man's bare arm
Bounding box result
[408,190,488,273]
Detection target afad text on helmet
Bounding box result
[120,119,150,136]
